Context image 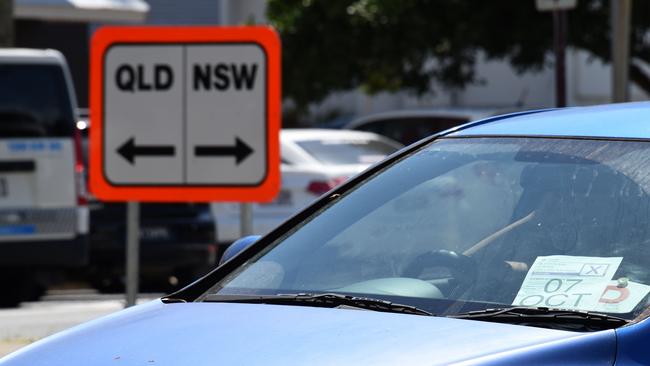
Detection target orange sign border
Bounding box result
[90,26,281,202]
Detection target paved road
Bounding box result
[0,289,162,358]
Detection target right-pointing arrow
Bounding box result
[194,137,254,165]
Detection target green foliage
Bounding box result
[267,0,650,108]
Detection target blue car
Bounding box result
[7,102,650,365]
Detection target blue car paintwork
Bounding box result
[450,102,650,139]
[613,320,650,365]
[0,300,616,365]
[6,102,650,365]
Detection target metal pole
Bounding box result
[612,0,632,103]
[0,0,14,47]
[239,203,253,237]
[220,0,230,25]
[125,201,140,308]
[553,9,567,108]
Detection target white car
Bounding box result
[212,129,402,246]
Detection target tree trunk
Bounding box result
[0,0,14,47]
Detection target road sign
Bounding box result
[90,26,281,202]
[535,0,577,11]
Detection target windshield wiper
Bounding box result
[204,292,433,316]
[449,306,628,331]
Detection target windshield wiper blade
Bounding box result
[205,292,433,316]
[450,306,628,330]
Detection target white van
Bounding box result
[0,49,88,306]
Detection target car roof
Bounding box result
[344,107,503,129]
[0,48,65,65]
[449,102,650,140]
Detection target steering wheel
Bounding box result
[402,250,477,295]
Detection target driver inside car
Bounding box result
[469,161,650,306]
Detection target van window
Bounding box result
[0,64,75,137]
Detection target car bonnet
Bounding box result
[0,300,615,366]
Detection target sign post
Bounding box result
[125,201,139,307]
[90,26,281,307]
[239,203,253,237]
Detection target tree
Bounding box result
[267,0,650,110]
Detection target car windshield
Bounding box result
[296,138,400,165]
[207,137,650,324]
[0,64,74,137]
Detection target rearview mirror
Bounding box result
[219,235,261,265]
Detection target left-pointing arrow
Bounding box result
[117,137,175,165]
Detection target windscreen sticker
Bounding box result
[595,280,650,314]
[512,256,622,311]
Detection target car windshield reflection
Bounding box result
[207,137,650,327]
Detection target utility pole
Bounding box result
[611,0,632,103]
[0,0,13,47]
[535,0,576,108]
[553,10,568,107]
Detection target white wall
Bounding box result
[457,54,555,109]
[569,49,649,105]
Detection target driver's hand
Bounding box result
[505,261,529,272]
